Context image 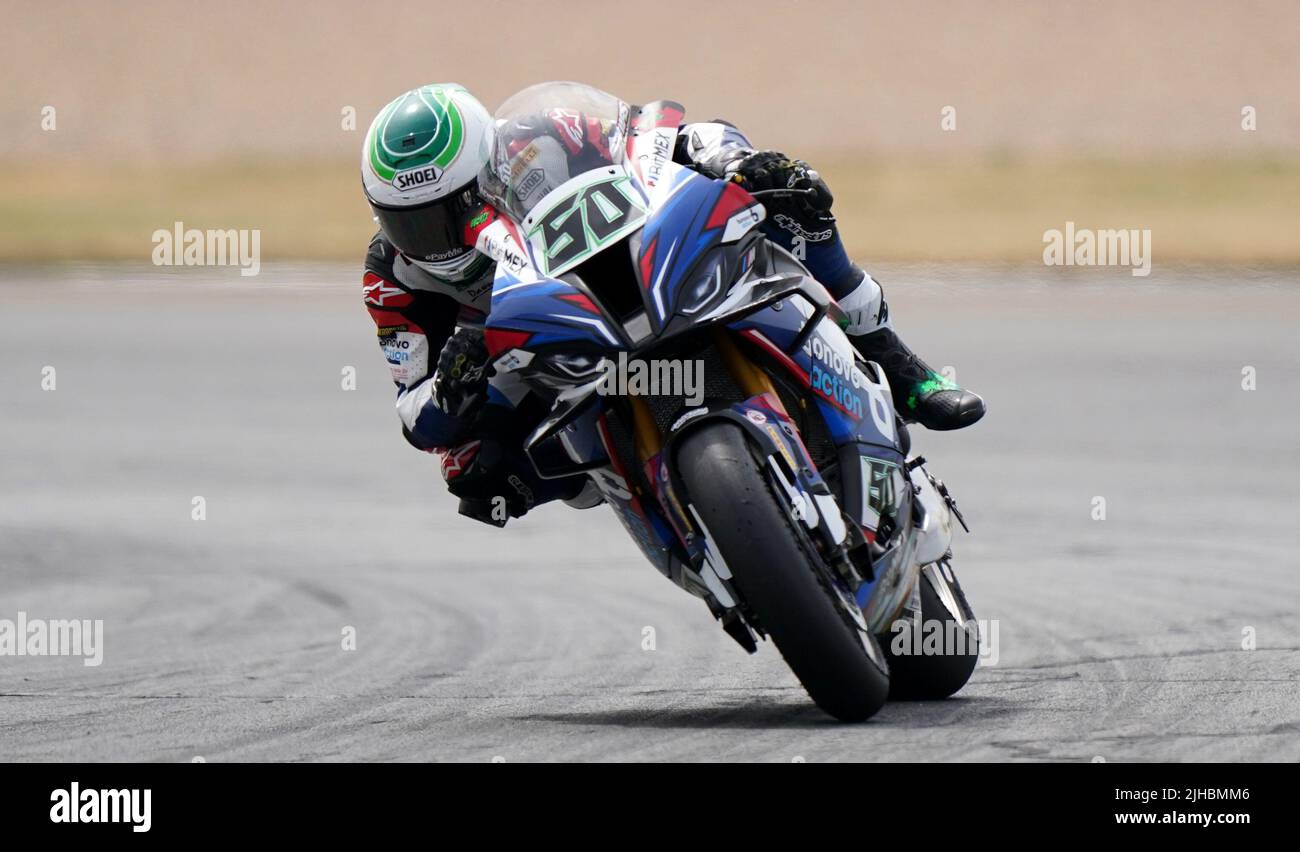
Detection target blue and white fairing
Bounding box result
[474,92,936,633]
[476,157,770,355]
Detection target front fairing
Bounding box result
[855,477,920,632]
[727,291,898,449]
[479,100,923,630]
[480,158,771,357]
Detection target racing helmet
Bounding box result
[361,83,493,284]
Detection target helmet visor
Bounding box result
[371,188,477,262]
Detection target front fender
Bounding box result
[662,397,848,553]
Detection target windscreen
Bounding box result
[479,82,631,222]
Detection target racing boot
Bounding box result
[831,267,986,432]
[851,327,985,431]
[730,150,985,431]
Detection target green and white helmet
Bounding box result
[361,83,493,283]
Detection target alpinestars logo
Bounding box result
[363,276,410,307]
[773,213,832,243]
[441,441,481,480]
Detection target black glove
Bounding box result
[733,150,837,244]
[432,327,491,420]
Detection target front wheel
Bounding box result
[677,423,890,722]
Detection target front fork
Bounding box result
[656,330,868,594]
[624,326,770,460]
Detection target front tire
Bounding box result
[677,423,890,722]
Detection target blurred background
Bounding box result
[3,1,1299,760]
[3,0,1298,263]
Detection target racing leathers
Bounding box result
[362,231,579,526]
[362,117,984,525]
[679,123,986,431]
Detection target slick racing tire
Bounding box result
[880,561,980,700]
[677,422,890,722]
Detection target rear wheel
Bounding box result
[881,561,980,699]
[677,423,890,722]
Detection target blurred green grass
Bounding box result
[2,156,1297,264]
[822,155,1300,265]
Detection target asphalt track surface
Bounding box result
[2,263,1298,762]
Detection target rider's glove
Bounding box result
[441,437,537,528]
[432,327,491,420]
[733,150,837,244]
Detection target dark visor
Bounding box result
[370,188,477,262]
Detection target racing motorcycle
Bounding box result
[473,83,979,721]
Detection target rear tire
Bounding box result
[677,423,890,722]
[881,563,979,699]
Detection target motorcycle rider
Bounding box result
[360,83,985,525]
